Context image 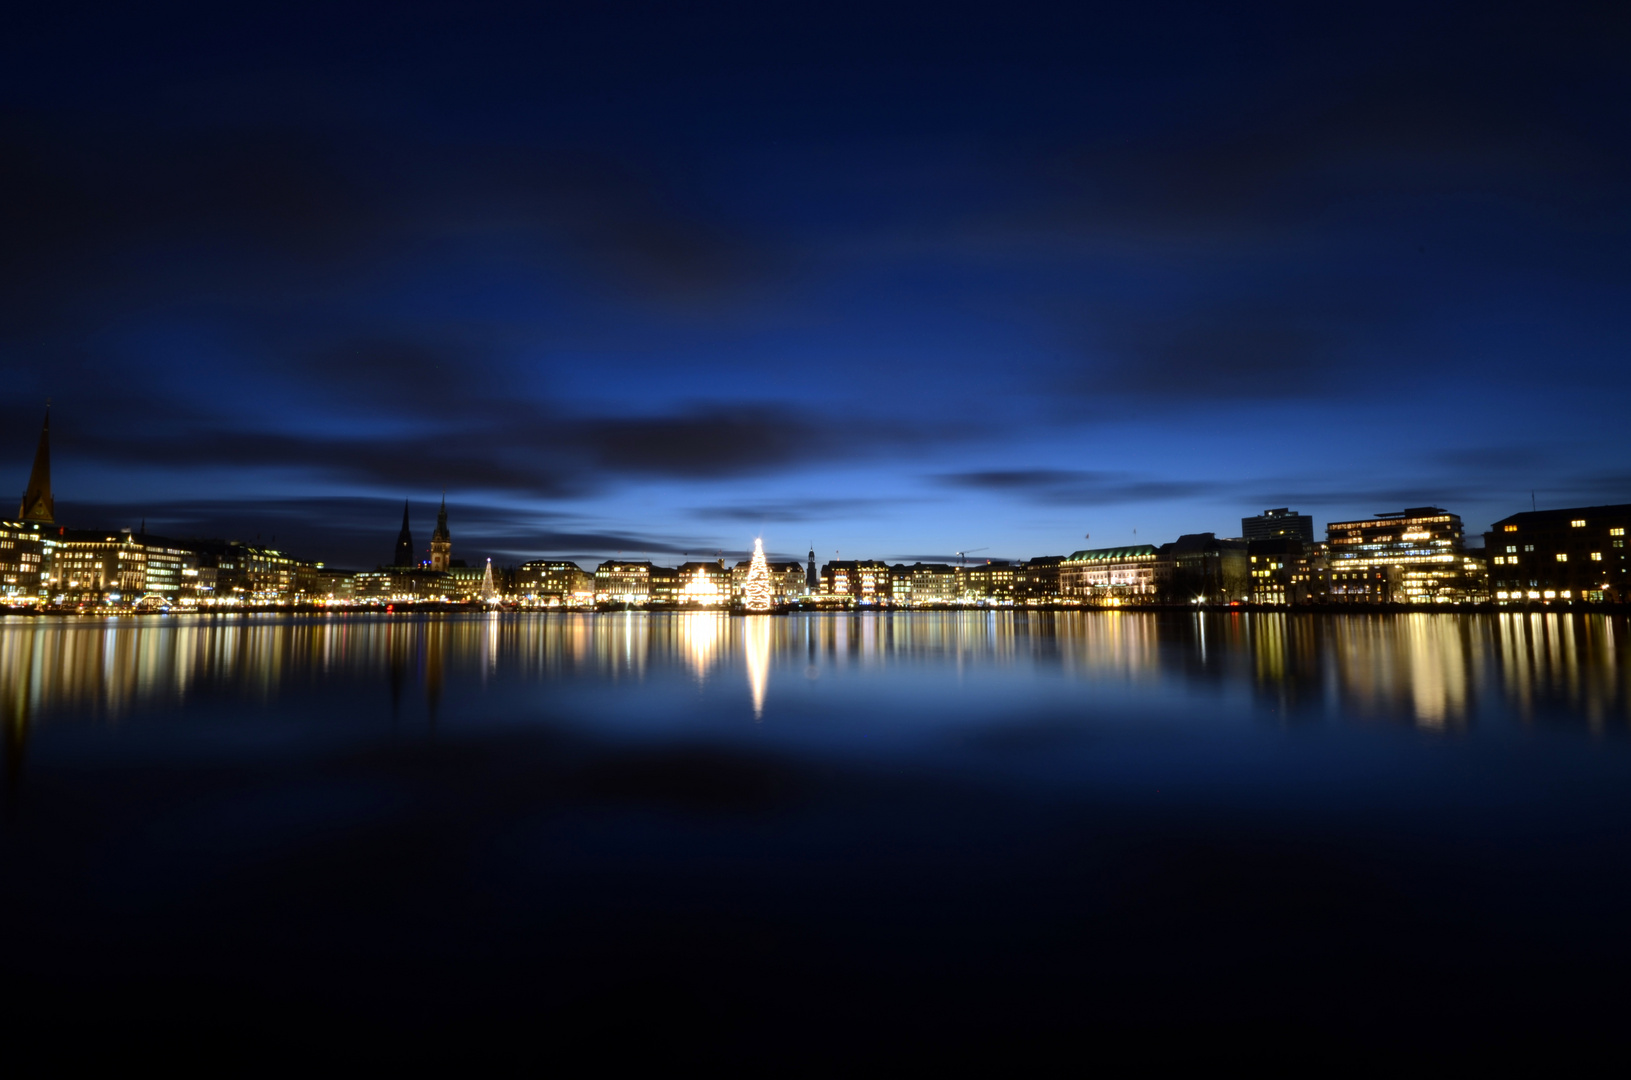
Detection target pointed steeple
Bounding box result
[430,492,452,571]
[394,500,415,566]
[18,408,54,525]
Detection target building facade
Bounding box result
[1484,504,1631,603]
[1016,556,1065,603]
[595,560,654,604]
[822,560,892,604]
[960,561,1019,603]
[1160,534,1250,604]
[1325,508,1480,603]
[1059,546,1164,604]
[517,561,595,605]
[1242,508,1313,544]
[0,519,47,602]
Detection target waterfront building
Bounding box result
[294,564,350,602]
[1484,504,1631,603]
[1249,539,1330,605]
[1325,508,1477,603]
[1242,507,1313,544]
[17,409,54,525]
[207,542,304,604]
[1059,546,1163,604]
[429,496,452,572]
[445,564,496,601]
[595,560,654,604]
[347,568,445,603]
[648,566,679,604]
[960,561,1019,603]
[735,557,807,604]
[682,560,732,605]
[1402,553,1489,605]
[1159,534,1250,604]
[394,501,416,566]
[45,529,205,606]
[0,519,47,602]
[822,560,892,604]
[516,561,594,606]
[1247,538,1300,605]
[907,563,958,606]
[48,532,147,603]
[1016,556,1065,604]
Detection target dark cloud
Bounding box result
[939,470,1213,506]
[44,399,945,495]
[688,498,904,523]
[55,494,729,570]
[0,109,770,342]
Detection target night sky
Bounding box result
[4,3,1627,569]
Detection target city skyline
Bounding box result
[6,404,1620,574]
[3,6,1628,572]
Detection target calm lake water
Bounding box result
[3,610,1629,1066]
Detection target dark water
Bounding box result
[3,611,1629,1067]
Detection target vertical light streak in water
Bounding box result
[681,611,723,685]
[744,615,771,720]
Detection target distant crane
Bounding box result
[955,546,989,567]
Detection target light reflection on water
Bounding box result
[0,611,1627,739]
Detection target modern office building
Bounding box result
[1059,545,1164,604]
[1484,504,1631,603]
[1242,508,1313,544]
[1325,507,1480,602]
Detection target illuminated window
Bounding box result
[1556,553,1568,562]
[1592,553,1602,561]
[1612,528,1626,537]
[1503,525,1517,532]
[1571,519,1586,528]
[1524,545,1534,552]
[1506,545,1516,553]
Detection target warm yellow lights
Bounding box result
[744,538,774,612]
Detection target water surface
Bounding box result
[3,611,1628,1065]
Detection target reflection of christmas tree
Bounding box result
[744,538,774,612]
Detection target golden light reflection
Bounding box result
[0,612,1625,758]
[743,614,771,720]
[680,611,725,683]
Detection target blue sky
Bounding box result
[3,2,1627,567]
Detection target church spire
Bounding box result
[394,500,415,566]
[18,407,54,525]
[430,492,452,571]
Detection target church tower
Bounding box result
[806,544,817,594]
[430,494,452,571]
[394,501,415,566]
[17,408,54,525]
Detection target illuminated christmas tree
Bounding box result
[480,557,497,604]
[744,538,774,612]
